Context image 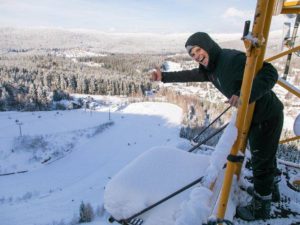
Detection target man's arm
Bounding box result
[162,68,209,83]
[249,62,278,103]
[231,53,278,103]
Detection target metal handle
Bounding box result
[243,20,251,38]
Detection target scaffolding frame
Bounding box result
[215,0,300,220]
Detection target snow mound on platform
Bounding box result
[104,147,210,221]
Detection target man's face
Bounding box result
[190,46,209,67]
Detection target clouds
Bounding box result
[211,7,254,33]
[220,6,291,34]
[0,0,293,34]
[223,7,253,19]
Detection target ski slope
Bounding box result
[0,100,299,225]
[0,101,183,225]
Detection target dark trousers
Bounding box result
[248,110,284,196]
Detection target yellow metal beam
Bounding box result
[265,45,300,62]
[274,0,300,14]
[283,0,300,7]
[215,0,300,220]
[217,0,275,219]
[281,8,300,13]
[293,180,300,186]
[236,0,276,179]
[279,136,300,144]
[277,77,300,98]
[281,0,300,13]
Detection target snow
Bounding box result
[202,112,237,187]
[161,61,182,72]
[104,147,210,222]
[104,111,238,225]
[173,113,238,225]
[0,27,248,54]
[0,100,185,225]
[0,98,299,225]
[175,187,212,225]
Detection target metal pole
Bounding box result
[235,0,276,177]
[283,14,300,80]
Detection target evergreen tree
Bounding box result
[79,201,94,223]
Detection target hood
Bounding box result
[185,32,222,71]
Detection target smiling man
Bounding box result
[151,32,284,221]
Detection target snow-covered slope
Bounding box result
[0,99,299,225]
[0,27,279,54]
[0,101,184,225]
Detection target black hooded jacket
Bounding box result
[161,32,283,123]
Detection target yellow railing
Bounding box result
[279,136,300,144]
[265,45,300,62]
[217,0,275,219]
[282,0,300,14]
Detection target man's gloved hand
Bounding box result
[225,95,240,107]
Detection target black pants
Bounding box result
[248,110,284,196]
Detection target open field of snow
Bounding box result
[0,27,287,54]
[0,101,184,225]
[0,100,299,225]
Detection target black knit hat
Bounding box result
[185,32,221,70]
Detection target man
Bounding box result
[151,32,284,221]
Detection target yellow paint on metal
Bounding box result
[217,0,276,220]
[282,0,300,13]
[208,0,300,221]
[283,0,300,7]
[292,180,300,191]
[265,45,300,62]
[279,136,300,144]
[281,8,300,13]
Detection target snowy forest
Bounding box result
[0,54,159,111]
[1,27,300,152]
[1,50,299,163]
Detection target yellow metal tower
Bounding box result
[215,0,300,221]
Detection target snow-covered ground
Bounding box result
[0,101,183,225]
[0,27,286,55]
[0,99,299,225]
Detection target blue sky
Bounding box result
[0,0,289,33]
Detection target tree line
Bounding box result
[0,53,162,111]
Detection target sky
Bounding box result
[0,0,293,33]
